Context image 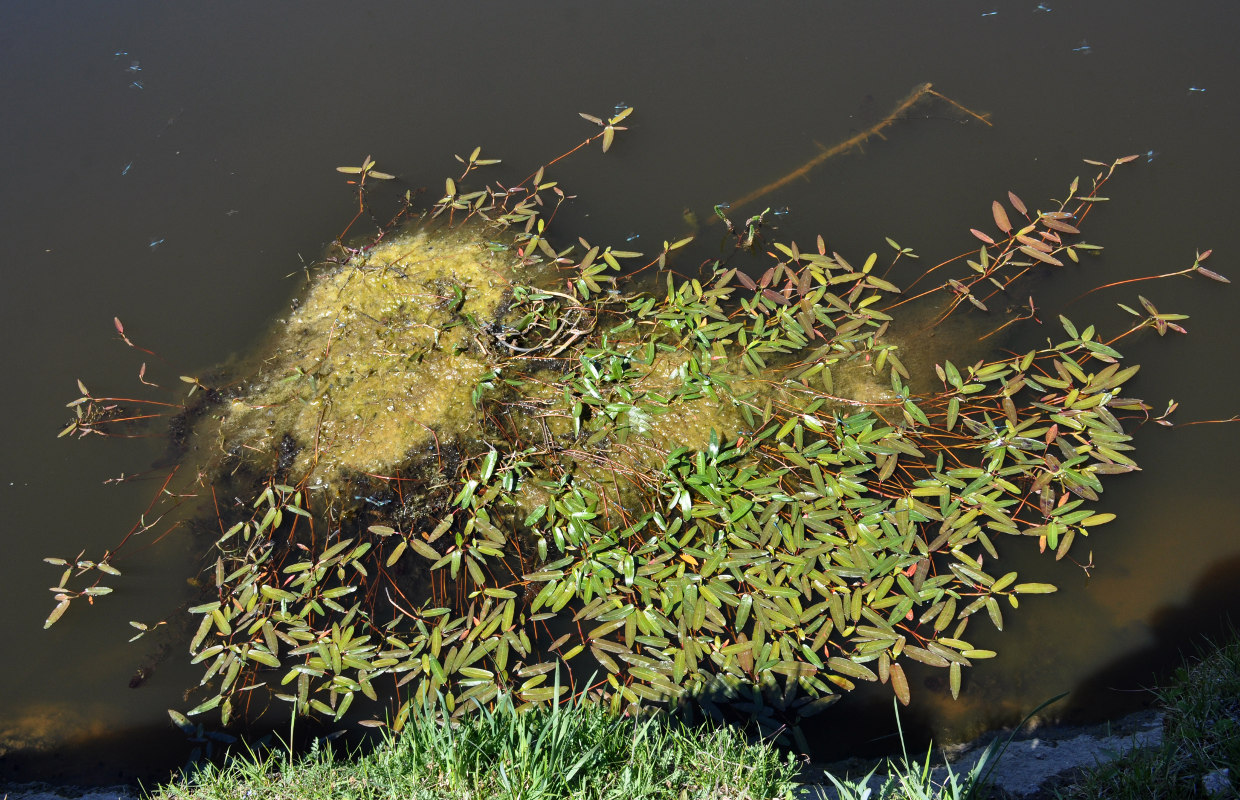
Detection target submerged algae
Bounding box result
[219,225,526,486]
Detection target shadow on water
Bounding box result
[0,722,185,788]
[1061,553,1240,724]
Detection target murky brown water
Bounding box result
[3,0,1239,785]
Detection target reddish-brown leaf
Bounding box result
[992,200,1012,234]
[763,289,791,306]
[889,662,911,706]
[1016,234,1052,252]
[1007,191,1027,216]
[969,228,996,245]
[1042,218,1081,234]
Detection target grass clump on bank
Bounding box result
[151,695,799,800]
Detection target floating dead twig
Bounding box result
[716,84,992,217]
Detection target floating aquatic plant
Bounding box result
[48,97,1231,747]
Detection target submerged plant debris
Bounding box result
[49,104,1229,746]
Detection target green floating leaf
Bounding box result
[187,695,222,716]
[410,539,441,560]
[1013,583,1058,594]
[827,657,877,682]
[168,709,194,734]
[44,599,71,629]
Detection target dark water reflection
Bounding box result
[3,0,1238,785]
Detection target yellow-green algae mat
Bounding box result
[221,226,521,485]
